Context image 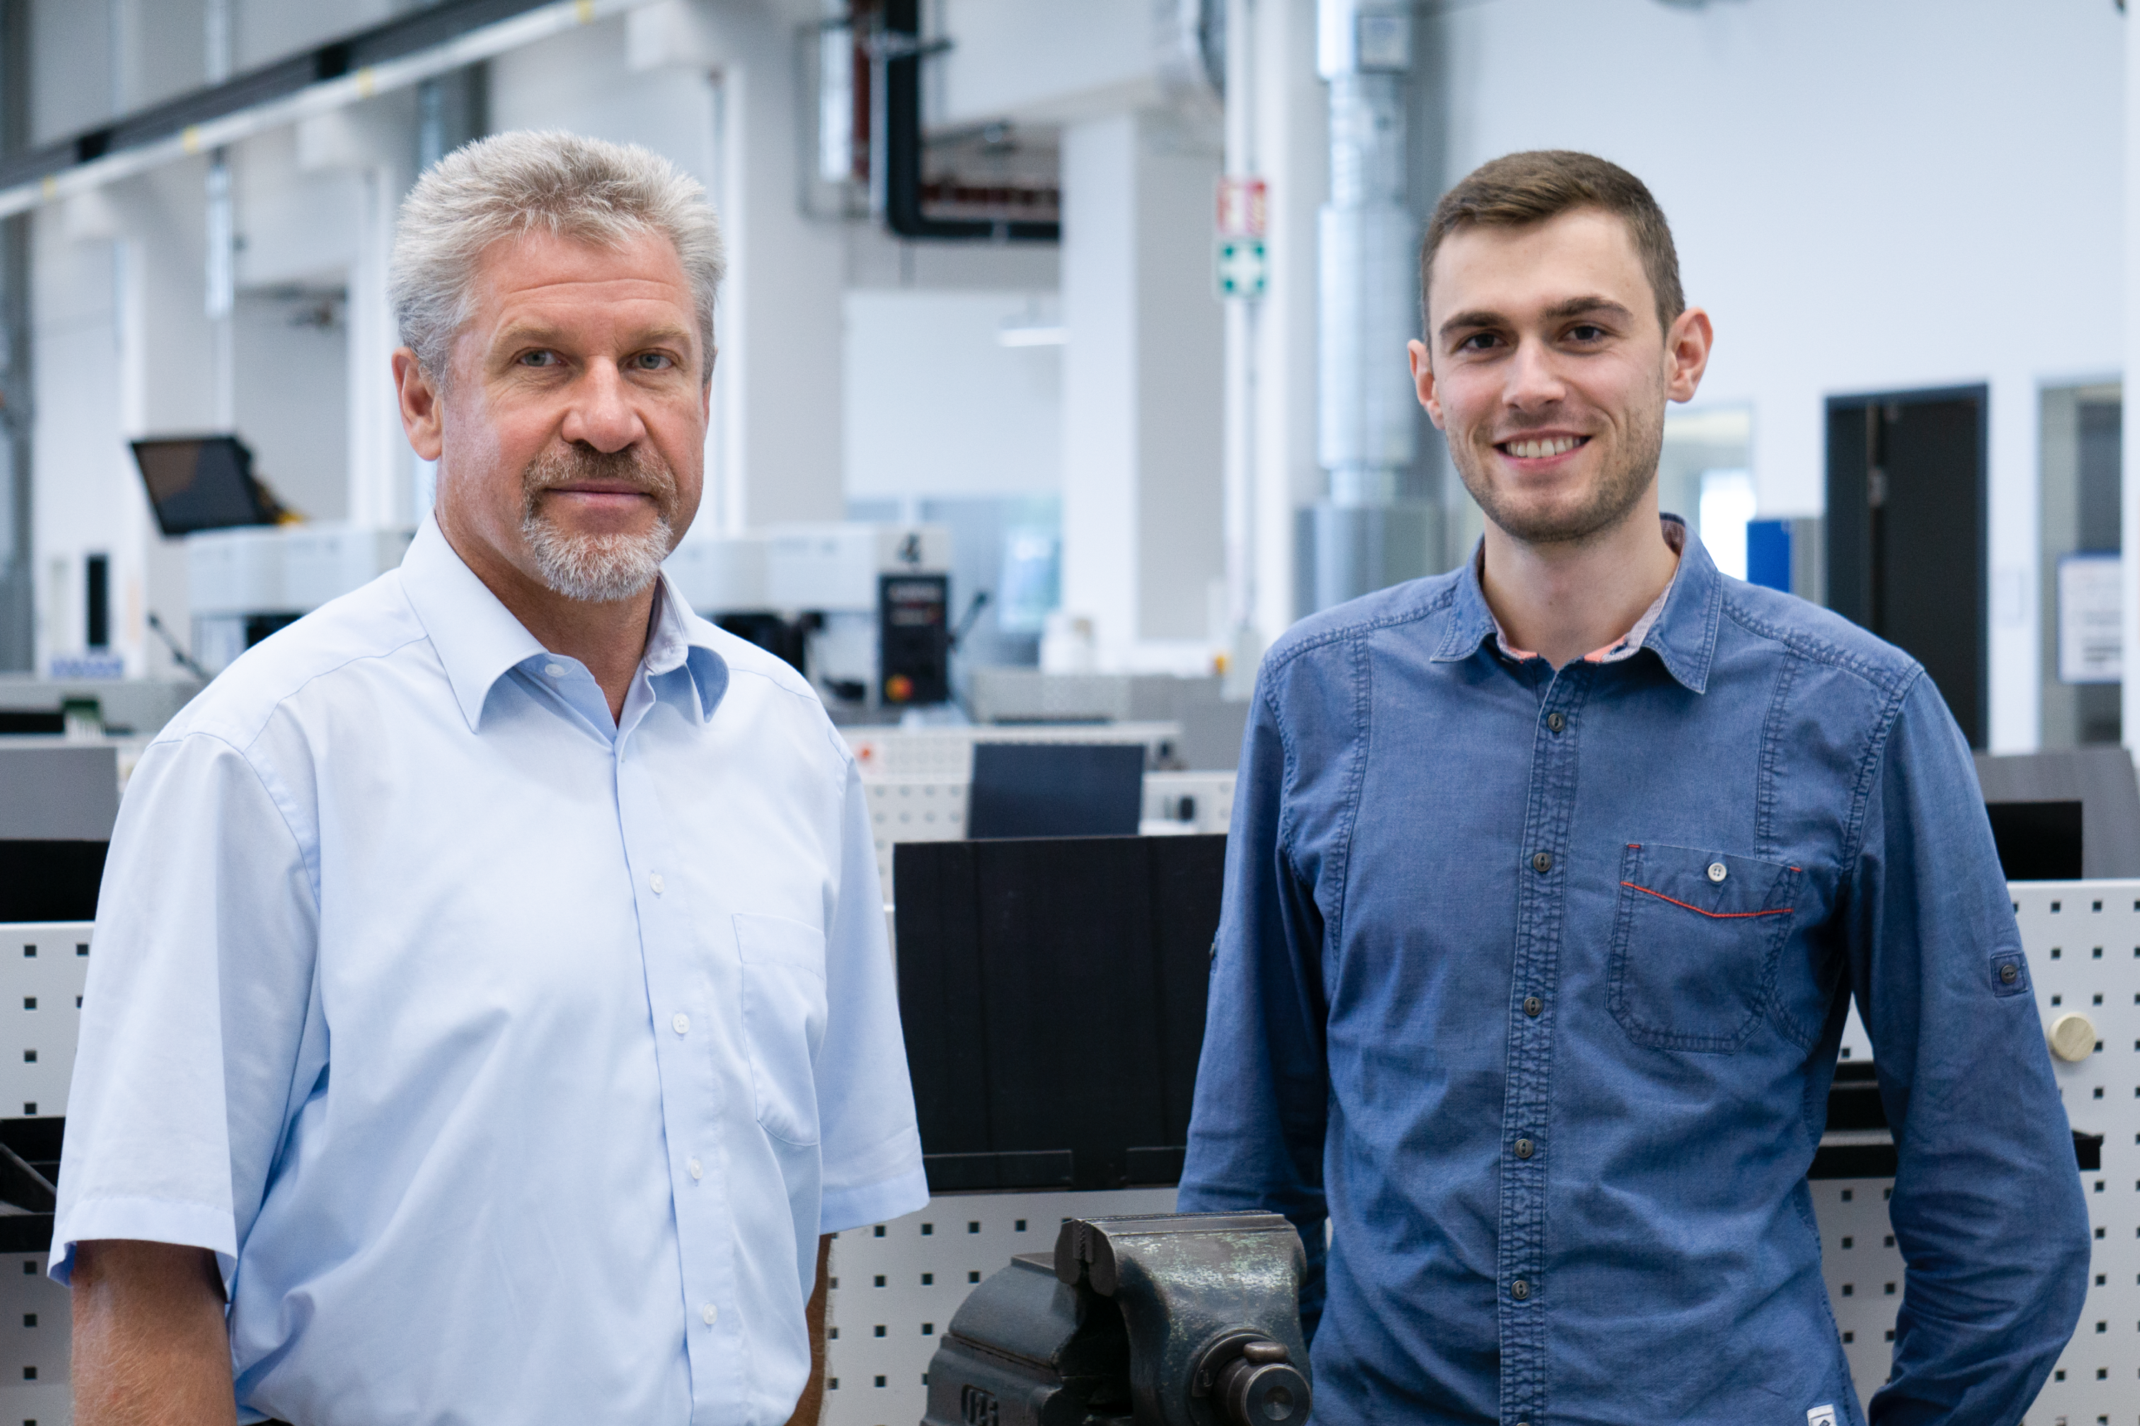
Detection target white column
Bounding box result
[1061,115,1141,656]
[298,99,417,530]
[1060,111,1225,664]
[1249,0,1326,639]
[2126,0,2140,759]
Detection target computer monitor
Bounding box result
[967,742,1144,839]
[131,435,278,536]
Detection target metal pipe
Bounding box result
[1309,0,1429,611]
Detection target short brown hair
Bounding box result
[1420,150,1684,337]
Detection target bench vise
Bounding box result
[920,1211,1311,1426]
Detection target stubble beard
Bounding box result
[519,445,679,603]
[1451,391,1667,548]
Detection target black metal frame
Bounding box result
[0,0,551,194]
[878,0,1057,243]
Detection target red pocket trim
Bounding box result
[1620,882,1792,919]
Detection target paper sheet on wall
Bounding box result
[2057,552,2122,684]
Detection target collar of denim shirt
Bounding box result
[1432,512,1724,694]
[397,515,729,732]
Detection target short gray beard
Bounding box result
[1451,390,1667,548]
[519,447,678,603]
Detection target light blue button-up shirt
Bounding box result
[53,518,927,1425]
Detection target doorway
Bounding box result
[1825,386,1988,747]
[2039,383,2121,749]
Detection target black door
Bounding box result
[1826,386,1988,747]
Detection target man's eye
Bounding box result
[1457,332,1500,352]
[519,350,559,367]
[1567,324,1606,342]
[632,352,674,370]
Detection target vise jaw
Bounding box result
[920,1211,1311,1426]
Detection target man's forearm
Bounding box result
[71,1240,237,1426]
[784,1234,833,1426]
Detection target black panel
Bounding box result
[1878,396,1986,746]
[1984,800,2084,881]
[1824,402,1872,628]
[967,743,1143,840]
[0,841,105,920]
[1825,388,1987,747]
[894,835,1226,1193]
[879,573,950,707]
[84,553,109,650]
[0,711,61,735]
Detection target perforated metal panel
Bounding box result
[0,1250,71,1424]
[1812,883,2140,1422]
[0,922,88,1426]
[0,925,93,1119]
[821,1188,1175,1426]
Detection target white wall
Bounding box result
[842,291,1060,500]
[1060,110,1226,656]
[1435,0,2126,752]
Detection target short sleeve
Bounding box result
[50,732,323,1287]
[810,758,927,1233]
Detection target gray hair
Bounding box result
[389,129,725,384]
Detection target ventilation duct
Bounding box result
[1304,0,1436,613]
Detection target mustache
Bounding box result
[521,444,678,513]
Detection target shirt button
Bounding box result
[688,1157,704,1180]
[1531,852,1552,874]
[1514,1138,1534,1159]
[1707,861,1728,883]
[1999,962,2019,984]
[1523,996,1542,1018]
[672,1013,690,1035]
[650,873,665,895]
[1511,1279,1531,1301]
[1546,712,1565,733]
[543,663,566,678]
[701,1303,718,1326]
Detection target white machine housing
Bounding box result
[187,525,414,673]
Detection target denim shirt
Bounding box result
[1178,522,2090,1426]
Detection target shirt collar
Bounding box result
[1433,514,1721,693]
[398,517,729,732]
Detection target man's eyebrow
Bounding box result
[1540,295,1634,323]
[490,322,698,353]
[1437,296,1635,344]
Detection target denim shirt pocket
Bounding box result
[1609,842,1803,1054]
[734,912,830,1146]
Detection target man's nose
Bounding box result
[1503,338,1566,409]
[559,360,645,453]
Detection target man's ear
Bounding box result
[1663,307,1714,404]
[393,347,445,462]
[1409,339,1446,430]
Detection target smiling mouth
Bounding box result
[1498,435,1589,460]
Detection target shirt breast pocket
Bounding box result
[1608,842,1802,1054]
[734,912,830,1146]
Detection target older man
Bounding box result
[54,130,926,1425]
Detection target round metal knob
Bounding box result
[1214,1344,1310,1426]
[2049,1012,2097,1063]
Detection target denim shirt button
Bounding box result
[1514,1138,1534,1159]
[1546,712,1565,733]
[1531,852,1553,874]
[1523,996,1542,1017]
[1511,1279,1531,1300]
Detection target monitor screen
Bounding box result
[131,436,275,536]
